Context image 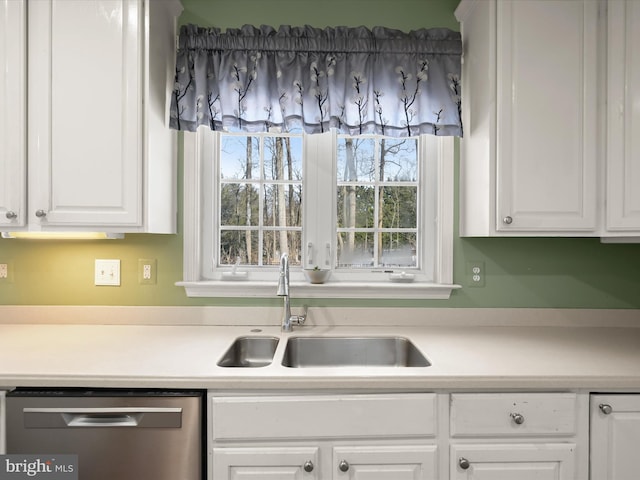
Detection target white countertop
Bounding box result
[1,323,640,391]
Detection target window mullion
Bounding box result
[303,131,335,269]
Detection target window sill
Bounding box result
[176,280,461,299]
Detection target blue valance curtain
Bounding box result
[170,24,463,137]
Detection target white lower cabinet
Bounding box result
[450,393,588,480]
[209,393,440,480]
[590,394,640,480]
[208,391,594,480]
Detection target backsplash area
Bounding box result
[0,0,639,309]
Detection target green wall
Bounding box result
[1,0,639,309]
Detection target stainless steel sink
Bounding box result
[217,336,279,367]
[281,336,430,368]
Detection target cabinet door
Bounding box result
[451,444,575,480]
[606,0,640,232]
[591,394,640,480]
[333,445,438,480]
[27,0,142,228]
[0,0,26,227]
[495,0,598,233]
[213,447,319,480]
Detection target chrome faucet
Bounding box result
[277,252,306,332]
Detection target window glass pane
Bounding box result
[219,229,259,265]
[263,184,302,227]
[337,185,374,228]
[379,138,418,181]
[380,186,417,228]
[220,183,259,226]
[263,136,303,181]
[336,232,375,268]
[262,231,301,266]
[337,137,376,182]
[220,135,260,179]
[380,232,417,268]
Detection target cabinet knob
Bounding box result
[303,460,314,472]
[510,412,525,425]
[5,211,17,220]
[502,215,513,225]
[599,403,613,415]
[338,460,349,472]
[35,209,47,218]
[459,457,470,470]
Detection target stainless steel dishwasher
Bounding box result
[6,388,204,480]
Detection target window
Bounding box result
[179,128,457,299]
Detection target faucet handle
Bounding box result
[291,305,308,326]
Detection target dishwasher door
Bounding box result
[6,389,203,480]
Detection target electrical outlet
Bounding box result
[95,259,121,286]
[138,259,157,285]
[0,262,13,283]
[466,261,485,287]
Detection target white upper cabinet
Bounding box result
[0,0,180,233]
[456,0,599,236]
[605,0,640,234]
[0,1,26,228]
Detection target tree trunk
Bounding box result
[378,138,386,264]
[245,137,252,264]
[276,138,288,257]
[344,138,357,252]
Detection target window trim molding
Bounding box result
[177,129,460,299]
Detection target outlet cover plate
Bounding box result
[0,262,12,283]
[466,260,485,287]
[95,259,120,286]
[138,258,157,285]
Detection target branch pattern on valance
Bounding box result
[170,24,463,137]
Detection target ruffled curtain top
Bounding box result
[170,24,463,137]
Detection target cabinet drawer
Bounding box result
[450,393,576,437]
[211,393,437,441]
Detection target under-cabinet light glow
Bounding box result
[1,232,124,240]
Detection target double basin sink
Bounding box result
[217,335,430,368]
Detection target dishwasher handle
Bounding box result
[23,407,183,428]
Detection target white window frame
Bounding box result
[177,127,460,299]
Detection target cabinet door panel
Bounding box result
[28,0,142,227]
[607,0,640,231]
[591,394,640,479]
[0,0,26,227]
[496,0,597,232]
[213,447,319,480]
[451,444,575,480]
[333,445,438,480]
